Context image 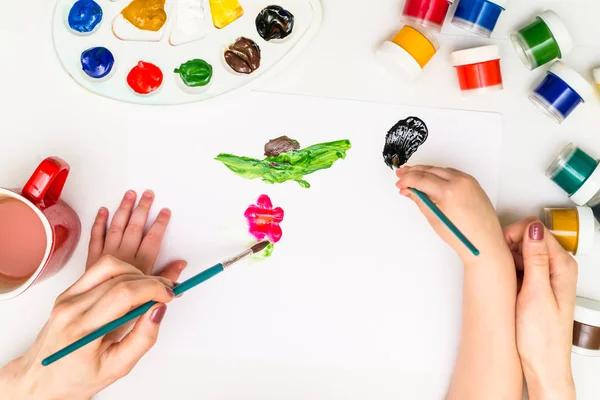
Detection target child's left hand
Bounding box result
[86,190,187,280]
[86,190,187,341]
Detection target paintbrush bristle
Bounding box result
[251,241,270,254]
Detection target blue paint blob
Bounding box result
[68,0,103,34]
[81,47,115,79]
[530,72,583,123]
[452,0,505,38]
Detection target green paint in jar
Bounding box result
[511,10,573,70]
[547,144,600,207]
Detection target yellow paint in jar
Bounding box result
[543,208,579,253]
[209,0,244,29]
[391,26,437,68]
[376,25,439,80]
[542,206,597,255]
[121,0,167,31]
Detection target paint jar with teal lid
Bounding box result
[547,143,600,208]
[511,11,573,70]
[451,0,508,38]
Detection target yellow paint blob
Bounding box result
[122,0,167,31]
[209,0,244,29]
[544,208,579,253]
[391,26,437,68]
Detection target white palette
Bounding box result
[52,0,322,104]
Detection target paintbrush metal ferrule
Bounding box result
[221,241,270,269]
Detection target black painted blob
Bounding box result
[256,5,295,41]
[383,117,429,169]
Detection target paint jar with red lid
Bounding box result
[401,0,454,32]
[451,45,503,95]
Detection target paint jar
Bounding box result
[573,297,600,357]
[594,68,600,92]
[510,11,573,71]
[401,0,454,32]
[547,143,600,208]
[529,61,593,124]
[451,0,508,38]
[542,207,597,255]
[376,25,439,80]
[451,45,503,95]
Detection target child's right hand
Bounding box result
[395,166,509,263]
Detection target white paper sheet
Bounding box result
[100,92,503,399]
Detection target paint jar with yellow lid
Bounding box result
[542,206,598,255]
[594,68,600,92]
[376,25,440,80]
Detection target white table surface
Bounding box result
[1,0,600,398]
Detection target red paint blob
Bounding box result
[402,0,452,29]
[244,194,284,243]
[127,61,163,95]
[455,59,503,92]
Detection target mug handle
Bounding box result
[22,157,70,207]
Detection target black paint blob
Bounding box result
[256,5,295,41]
[383,116,429,169]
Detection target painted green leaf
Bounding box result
[215,139,352,188]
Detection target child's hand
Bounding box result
[87,190,186,281]
[86,190,186,341]
[0,256,175,400]
[395,166,508,263]
[503,219,577,400]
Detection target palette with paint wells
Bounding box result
[53,0,322,104]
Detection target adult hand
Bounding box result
[504,219,578,400]
[87,190,187,281]
[396,166,508,263]
[0,256,175,400]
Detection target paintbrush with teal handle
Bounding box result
[41,241,270,367]
[409,188,480,256]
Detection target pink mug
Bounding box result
[0,157,81,300]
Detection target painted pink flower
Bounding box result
[244,194,284,243]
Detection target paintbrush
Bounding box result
[42,241,271,367]
[409,188,480,256]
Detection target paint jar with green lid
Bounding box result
[511,10,573,70]
[547,143,600,207]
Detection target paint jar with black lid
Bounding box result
[547,144,600,212]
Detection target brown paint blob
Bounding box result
[264,136,301,157]
[224,37,261,74]
[122,0,167,32]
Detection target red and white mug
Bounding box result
[0,157,81,300]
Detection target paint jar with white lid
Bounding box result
[594,68,600,92]
[511,11,573,71]
[451,0,508,38]
[451,45,503,95]
[547,143,600,210]
[573,297,600,357]
[401,0,455,32]
[376,25,440,81]
[529,61,593,124]
[542,207,598,255]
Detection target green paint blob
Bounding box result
[174,59,213,87]
[512,18,561,69]
[215,140,352,188]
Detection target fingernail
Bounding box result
[177,262,187,273]
[150,306,167,324]
[143,190,154,199]
[529,223,544,241]
[125,190,135,200]
[161,208,172,217]
[165,286,175,298]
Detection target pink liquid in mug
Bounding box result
[0,197,47,282]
